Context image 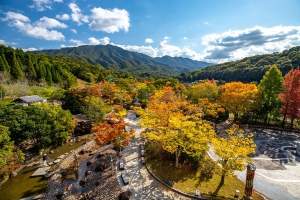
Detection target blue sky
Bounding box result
[1,0,300,63]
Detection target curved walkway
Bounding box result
[208,127,300,200]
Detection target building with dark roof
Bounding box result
[13,95,46,106]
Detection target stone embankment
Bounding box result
[44,138,123,200]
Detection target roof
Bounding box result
[14,95,46,103]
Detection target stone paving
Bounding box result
[209,127,300,200]
[118,111,193,200]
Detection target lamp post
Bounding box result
[110,155,113,176]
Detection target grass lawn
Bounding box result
[116,108,127,116]
[147,157,264,200]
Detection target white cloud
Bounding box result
[34,16,67,28]
[0,40,6,45]
[69,3,89,25]
[114,44,157,57]
[88,37,110,45]
[56,14,70,20]
[70,29,77,33]
[111,37,204,60]
[69,39,85,46]
[89,7,130,33]
[145,38,153,43]
[3,12,65,41]
[23,47,38,51]
[183,37,187,40]
[204,22,209,25]
[2,12,30,22]
[29,0,62,11]
[202,25,300,62]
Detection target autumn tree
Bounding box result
[93,115,135,152]
[197,98,226,123]
[280,67,300,128]
[258,65,283,123]
[212,124,256,194]
[218,82,261,121]
[188,80,219,103]
[114,89,133,107]
[135,86,216,167]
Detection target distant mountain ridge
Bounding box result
[154,56,214,72]
[35,45,213,78]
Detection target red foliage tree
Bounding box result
[280,67,300,128]
[93,115,135,150]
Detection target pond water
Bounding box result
[0,140,86,200]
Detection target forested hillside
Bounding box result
[178,46,300,83]
[0,45,117,87]
[35,44,213,77]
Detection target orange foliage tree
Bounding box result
[218,82,261,121]
[135,86,216,167]
[93,115,135,151]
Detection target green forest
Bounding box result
[178,46,300,83]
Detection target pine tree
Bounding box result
[1,54,10,74]
[25,53,37,80]
[0,55,5,71]
[10,51,23,79]
[46,65,53,85]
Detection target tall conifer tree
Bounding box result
[10,51,23,79]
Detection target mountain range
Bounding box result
[36,45,213,78]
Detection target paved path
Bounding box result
[117,111,192,200]
[208,129,300,200]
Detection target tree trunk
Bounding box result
[233,112,238,122]
[291,118,294,129]
[281,114,286,128]
[214,173,225,195]
[175,148,181,168]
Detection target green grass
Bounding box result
[147,157,264,200]
[116,108,127,116]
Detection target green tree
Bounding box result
[0,125,14,169]
[10,52,24,79]
[25,53,37,80]
[1,54,10,74]
[258,65,284,123]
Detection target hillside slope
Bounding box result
[36,45,212,78]
[178,46,300,83]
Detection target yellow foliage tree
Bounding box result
[135,86,216,167]
[212,124,256,194]
[188,80,219,103]
[218,82,261,121]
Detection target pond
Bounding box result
[0,140,86,200]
